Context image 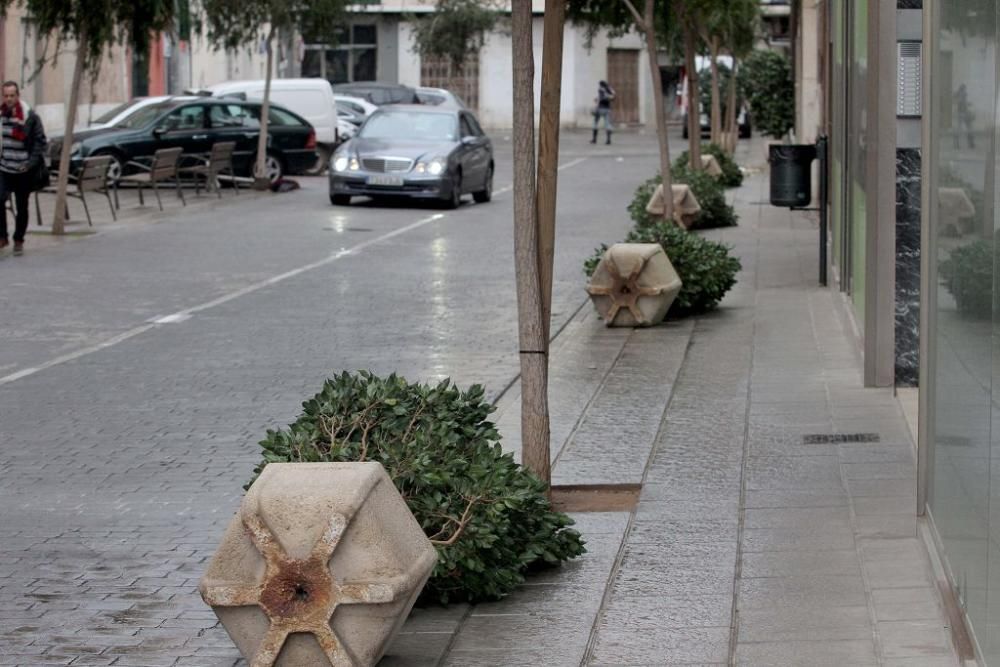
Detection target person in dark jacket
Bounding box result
[591,80,616,145]
[0,81,47,255]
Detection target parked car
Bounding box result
[49,98,317,185]
[681,104,752,139]
[204,78,339,172]
[330,82,420,106]
[679,55,752,139]
[329,105,493,209]
[334,94,378,125]
[415,87,467,109]
[88,96,197,130]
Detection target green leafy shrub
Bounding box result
[674,143,744,188]
[584,222,742,317]
[939,240,997,317]
[737,50,793,138]
[251,372,586,605]
[627,172,737,230]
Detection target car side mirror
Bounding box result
[461,135,477,145]
[152,126,166,138]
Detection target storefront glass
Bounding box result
[926,0,998,657]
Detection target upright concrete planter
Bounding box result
[645,183,702,229]
[586,243,682,327]
[700,154,724,178]
[199,462,438,667]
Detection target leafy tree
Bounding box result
[199,0,346,188]
[0,0,176,234]
[410,0,501,72]
[697,0,757,148]
[738,49,793,138]
[568,0,676,220]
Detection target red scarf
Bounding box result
[1,102,26,142]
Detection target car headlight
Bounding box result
[416,159,446,175]
[349,158,360,171]
[333,156,349,172]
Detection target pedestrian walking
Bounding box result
[0,81,48,255]
[591,80,615,145]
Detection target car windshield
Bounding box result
[94,101,135,125]
[359,111,457,141]
[114,102,177,129]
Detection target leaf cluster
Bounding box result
[200,0,346,50]
[410,0,501,70]
[939,239,1000,318]
[252,371,586,605]
[675,142,743,188]
[0,0,176,69]
[737,49,794,138]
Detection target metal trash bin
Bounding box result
[769,144,817,208]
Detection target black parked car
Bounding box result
[330,82,420,106]
[49,98,318,184]
[329,105,493,209]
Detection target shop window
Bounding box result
[303,25,377,84]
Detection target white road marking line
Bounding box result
[1,156,592,387]
[494,157,588,196]
[150,314,192,324]
[0,212,446,387]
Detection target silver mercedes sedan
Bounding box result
[328,105,493,209]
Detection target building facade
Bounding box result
[800,0,1000,660]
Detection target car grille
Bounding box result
[362,157,412,173]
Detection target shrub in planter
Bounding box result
[939,240,998,317]
[674,143,744,188]
[251,372,586,605]
[585,222,742,316]
[628,172,737,230]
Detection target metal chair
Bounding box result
[178,141,238,197]
[115,147,186,211]
[34,155,116,226]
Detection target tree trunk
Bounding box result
[511,0,550,484]
[683,26,702,171]
[724,59,739,154]
[52,32,88,234]
[641,0,673,221]
[536,0,565,343]
[253,25,276,191]
[709,39,721,145]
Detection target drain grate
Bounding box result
[802,433,881,444]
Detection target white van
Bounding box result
[205,78,340,172]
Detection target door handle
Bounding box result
[193,134,208,140]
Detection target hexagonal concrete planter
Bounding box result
[199,462,438,667]
[645,183,702,229]
[586,243,683,327]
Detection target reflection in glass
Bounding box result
[928,0,996,657]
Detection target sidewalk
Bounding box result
[381,143,964,665]
[15,178,270,254]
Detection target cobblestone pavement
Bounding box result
[0,131,655,665]
[0,131,963,666]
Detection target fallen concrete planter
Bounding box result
[199,462,438,667]
[586,243,682,327]
[645,183,702,229]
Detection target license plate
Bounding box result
[367,174,404,187]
